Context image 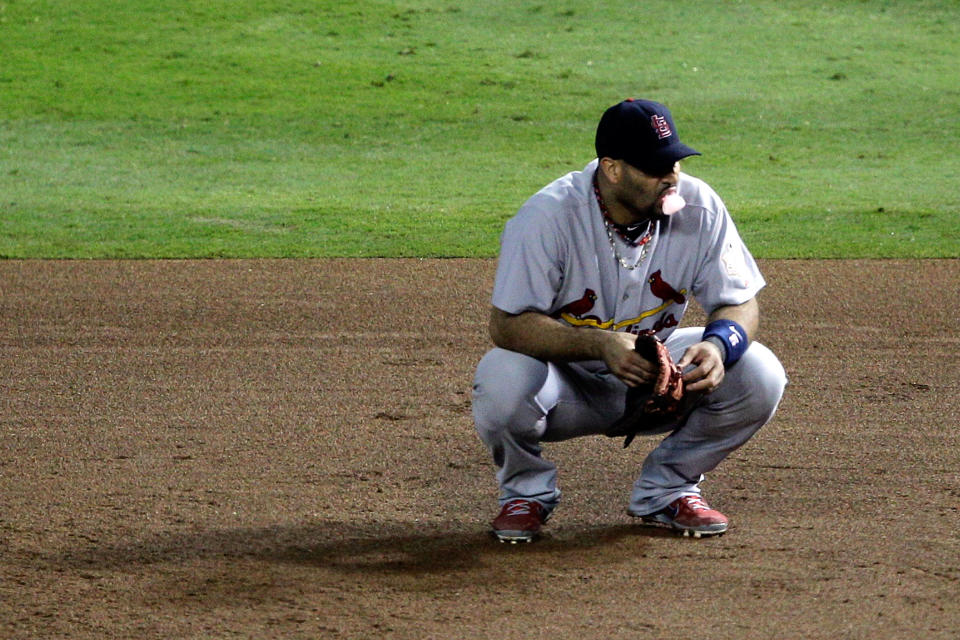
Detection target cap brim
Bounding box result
[626,142,700,174]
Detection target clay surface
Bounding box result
[1,259,957,639]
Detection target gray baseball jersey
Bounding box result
[492,159,764,371]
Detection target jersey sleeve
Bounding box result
[690,200,765,312]
[491,203,566,315]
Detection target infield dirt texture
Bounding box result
[1,258,958,639]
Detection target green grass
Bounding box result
[1,0,958,258]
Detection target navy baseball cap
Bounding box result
[595,99,701,174]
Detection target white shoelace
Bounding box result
[682,496,710,511]
[504,501,534,516]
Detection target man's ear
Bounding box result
[598,157,622,184]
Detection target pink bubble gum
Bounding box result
[660,190,685,215]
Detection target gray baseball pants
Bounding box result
[471,327,787,516]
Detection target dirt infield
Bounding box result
[1,259,957,639]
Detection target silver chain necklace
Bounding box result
[603,217,654,270]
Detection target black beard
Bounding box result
[649,211,671,224]
[622,207,667,226]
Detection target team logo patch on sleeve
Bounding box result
[721,242,751,287]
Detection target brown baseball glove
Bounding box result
[605,334,685,448]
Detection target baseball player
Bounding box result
[472,99,787,542]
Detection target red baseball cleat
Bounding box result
[491,499,550,543]
[633,495,728,538]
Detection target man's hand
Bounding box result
[677,341,725,393]
[600,332,658,388]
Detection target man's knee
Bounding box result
[472,348,550,440]
[735,342,787,414]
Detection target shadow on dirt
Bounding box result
[41,519,677,576]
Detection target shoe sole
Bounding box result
[491,530,538,544]
[490,508,551,544]
[632,513,727,538]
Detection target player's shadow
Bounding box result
[266,520,680,576]
[44,519,679,579]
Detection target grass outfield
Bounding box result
[1,0,957,258]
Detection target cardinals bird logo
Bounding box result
[555,288,597,318]
[648,270,686,305]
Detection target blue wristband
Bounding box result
[702,320,748,367]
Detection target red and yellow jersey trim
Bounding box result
[559,294,685,331]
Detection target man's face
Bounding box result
[615,161,680,221]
